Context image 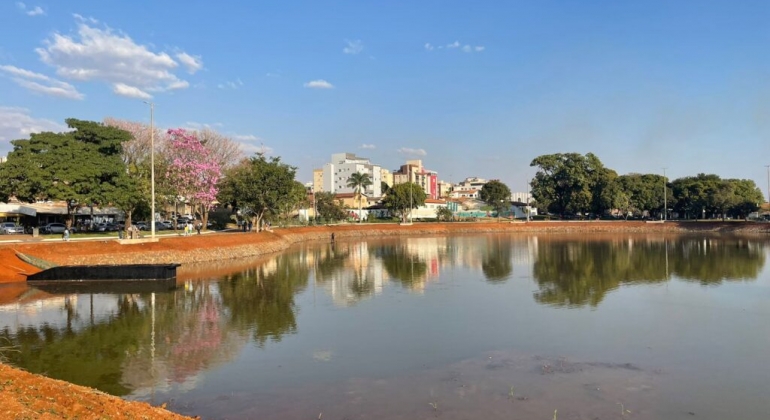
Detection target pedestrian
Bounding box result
[63,228,70,242]
[331,232,335,243]
[248,220,253,232]
[196,221,202,235]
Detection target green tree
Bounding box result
[0,119,134,225]
[346,172,372,223]
[217,154,298,231]
[273,181,308,225]
[381,181,391,195]
[315,191,348,222]
[529,153,609,217]
[383,182,426,223]
[479,180,511,220]
[436,206,453,222]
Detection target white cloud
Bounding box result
[27,6,44,16]
[175,52,202,74]
[360,144,376,149]
[232,134,259,141]
[217,78,243,90]
[113,82,151,100]
[304,79,334,89]
[16,2,44,16]
[0,107,67,154]
[343,39,363,55]
[0,65,84,100]
[397,147,427,157]
[34,18,200,98]
[427,41,485,53]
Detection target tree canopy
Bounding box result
[479,180,511,214]
[383,182,426,223]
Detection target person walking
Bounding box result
[63,228,70,242]
[196,221,202,235]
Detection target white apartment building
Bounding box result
[510,192,532,204]
[322,153,383,198]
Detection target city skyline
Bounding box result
[1,1,769,195]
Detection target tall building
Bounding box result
[392,160,439,199]
[322,153,383,198]
[313,168,324,192]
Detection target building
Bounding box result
[392,160,440,199]
[313,168,324,192]
[455,177,488,190]
[380,168,393,189]
[510,192,532,204]
[322,153,383,198]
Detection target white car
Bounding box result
[0,222,24,234]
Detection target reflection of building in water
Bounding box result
[316,242,386,307]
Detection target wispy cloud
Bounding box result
[218,78,243,89]
[0,107,67,154]
[360,144,376,149]
[304,79,334,89]
[175,52,203,74]
[0,65,84,100]
[343,39,363,55]
[16,2,45,16]
[427,41,485,53]
[113,82,151,100]
[232,134,259,141]
[397,147,427,157]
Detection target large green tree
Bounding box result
[346,172,372,223]
[529,153,611,217]
[383,182,426,223]
[0,119,134,225]
[217,154,298,231]
[479,180,511,219]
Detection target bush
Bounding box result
[207,209,234,230]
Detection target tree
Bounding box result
[383,182,426,223]
[381,181,391,195]
[530,153,612,217]
[346,172,372,223]
[164,129,222,229]
[194,127,244,170]
[103,117,163,230]
[0,119,132,226]
[314,192,347,222]
[217,154,298,231]
[274,181,308,225]
[436,206,453,222]
[479,180,511,220]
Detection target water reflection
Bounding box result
[533,236,766,307]
[0,234,766,402]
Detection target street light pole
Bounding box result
[144,101,156,240]
[662,167,667,221]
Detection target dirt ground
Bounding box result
[0,221,768,419]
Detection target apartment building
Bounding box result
[392,159,439,199]
[322,153,383,198]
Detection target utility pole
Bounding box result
[765,165,769,206]
[662,167,667,221]
[144,101,156,240]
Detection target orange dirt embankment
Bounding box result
[1,221,769,285]
[0,363,194,420]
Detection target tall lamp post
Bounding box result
[144,101,156,240]
[662,167,667,221]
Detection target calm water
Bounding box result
[1,234,769,419]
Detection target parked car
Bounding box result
[42,223,76,234]
[134,221,149,231]
[94,223,118,232]
[160,220,173,229]
[153,221,168,231]
[0,222,24,234]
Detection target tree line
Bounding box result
[530,153,765,219]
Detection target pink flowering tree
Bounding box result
[165,129,222,229]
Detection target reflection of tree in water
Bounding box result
[533,237,766,307]
[671,238,765,285]
[219,252,309,347]
[0,295,147,396]
[374,244,428,289]
[481,236,513,283]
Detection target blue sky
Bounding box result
[1,0,770,196]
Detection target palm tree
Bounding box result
[347,172,373,222]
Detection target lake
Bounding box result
[1,234,769,419]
